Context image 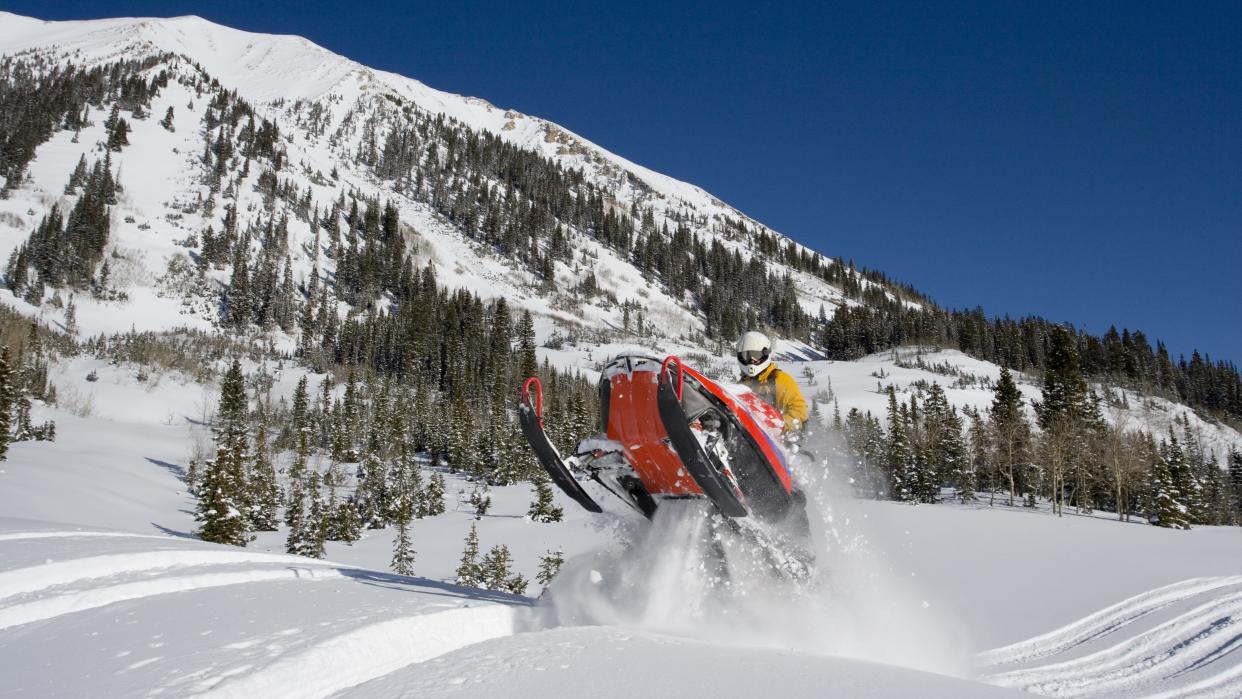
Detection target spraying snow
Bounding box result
[532,429,971,677]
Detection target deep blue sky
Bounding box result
[8,1,1240,363]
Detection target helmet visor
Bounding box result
[736,348,770,366]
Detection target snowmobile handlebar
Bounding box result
[660,355,684,401]
[521,377,543,420]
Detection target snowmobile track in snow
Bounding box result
[0,549,341,601]
[197,605,519,698]
[980,576,1242,698]
[0,530,175,542]
[979,576,1242,665]
[0,566,347,630]
[0,527,527,698]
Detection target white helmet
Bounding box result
[736,331,773,378]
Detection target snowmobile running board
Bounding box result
[519,377,603,513]
[656,356,750,518]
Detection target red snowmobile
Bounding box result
[520,354,813,574]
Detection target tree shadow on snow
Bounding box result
[337,568,532,606]
[150,522,197,539]
[146,457,186,482]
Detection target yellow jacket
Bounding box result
[743,363,809,432]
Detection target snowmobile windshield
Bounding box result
[737,349,770,365]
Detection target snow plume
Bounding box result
[529,430,971,677]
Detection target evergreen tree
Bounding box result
[966,409,990,502]
[0,348,12,461]
[516,310,537,381]
[480,544,527,594]
[421,473,446,516]
[536,549,565,587]
[197,359,252,546]
[1150,441,1189,530]
[390,505,415,576]
[1164,432,1202,525]
[883,387,911,501]
[1035,328,1104,515]
[906,397,935,503]
[469,483,492,519]
[390,447,425,520]
[284,456,306,529]
[1178,421,1211,524]
[527,472,564,522]
[285,473,312,555]
[301,470,328,558]
[248,421,280,530]
[1228,448,1242,524]
[331,498,363,543]
[228,256,251,327]
[195,454,252,546]
[919,384,967,502]
[990,365,1030,506]
[355,433,389,528]
[455,523,482,587]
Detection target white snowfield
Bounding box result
[0,517,1012,699]
[2,484,1240,697]
[0,520,526,698]
[0,348,1239,697]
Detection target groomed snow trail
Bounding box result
[980,577,1242,698]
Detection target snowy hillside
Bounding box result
[0,10,854,345]
[4,467,1241,696]
[0,345,1239,696]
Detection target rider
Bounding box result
[736,331,809,434]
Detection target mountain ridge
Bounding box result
[0,10,794,241]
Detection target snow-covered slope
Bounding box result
[797,347,1242,464]
[4,484,1241,696]
[1,345,1240,697]
[0,12,794,222]
[0,11,853,346]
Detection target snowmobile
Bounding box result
[520,354,813,576]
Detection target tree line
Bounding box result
[822,302,1242,424]
[836,327,1242,527]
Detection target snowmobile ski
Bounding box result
[656,357,749,517]
[519,377,603,513]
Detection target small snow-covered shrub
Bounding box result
[56,384,95,418]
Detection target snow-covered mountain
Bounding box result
[0,10,857,345]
